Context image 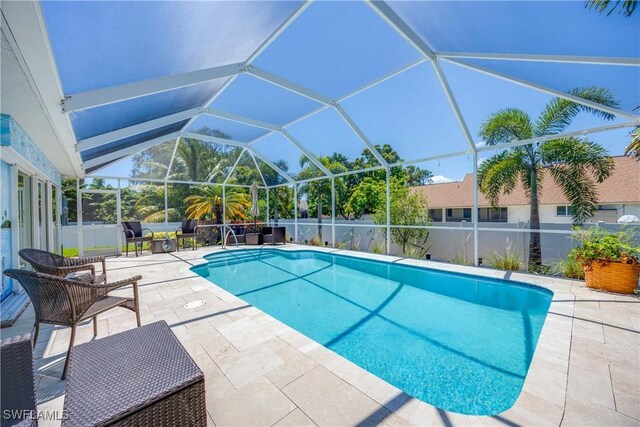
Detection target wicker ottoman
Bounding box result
[62,321,206,426]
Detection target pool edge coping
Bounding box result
[179,244,577,425]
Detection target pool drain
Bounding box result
[184,300,206,309]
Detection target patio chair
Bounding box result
[1,333,38,426]
[176,219,197,251]
[3,269,142,380]
[122,221,154,257]
[19,248,107,284]
[263,226,286,245]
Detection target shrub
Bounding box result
[552,251,585,280]
[308,236,323,246]
[488,240,521,271]
[571,227,640,268]
[334,241,347,249]
[371,242,385,254]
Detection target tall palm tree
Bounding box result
[478,86,617,270]
[184,185,250,223]
[625,128,640,159]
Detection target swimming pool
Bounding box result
[193,249,552,415]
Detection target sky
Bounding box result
[41,1,640,184]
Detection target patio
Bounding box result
[1,1,639,425]
[2,246,638,427]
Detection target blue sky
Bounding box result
[42,1,640,183]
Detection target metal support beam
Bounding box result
[472,152,479,267]
[205,108,280,131]
[385,168,391,255]
[366,1,436,60]
[222,185,227,227]
[477,120,639,153]
[443,58,639,120]
[246,66,389,167]
[249,66,335,105]
[280,130,333,177]
[432,61,478,152]
[181,1,313,135]
[82,132,181,169]
[164,181,169,234]
[182,131,296,183]
[165,136,181,181]
[331,178,336,246]
[224,149,247,185]
[367,1,477,154]
[62,63,246,112]
[248,147,295,184]
[294,184,299,243]
[77,108,199,152]
[333,104,389,167]
[435,52,640,67]
[249,151,268,187]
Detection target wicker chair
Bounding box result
[3,269,142,380]
[263,226,286,245]
[122,221,154,257]
[19,248,107,284]
[175,219,197,251]
[1,333,38,426]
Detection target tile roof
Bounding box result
[412,156,640,209]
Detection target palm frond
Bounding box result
[479,108,533,145]
[625,128,640,160]
[547,165,599,225]
[534,87,618,136]
[477,151,527,207]
[539,137,614,183]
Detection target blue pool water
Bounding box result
[192,249,552,415]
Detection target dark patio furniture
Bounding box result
[176,219,197,251]
[19,248,107,284]
[151,238,177,254]
[62,321,206,427]
[3,269,142,380]
[263,226,286,245]
[245,232,263,245]
[122,221,154,257]
[225,225,246,245]
[1,333,37,427]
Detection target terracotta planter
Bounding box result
[584,258,640,294]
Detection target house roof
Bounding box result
[412,156,640,209]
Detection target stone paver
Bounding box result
[2,245,638,426]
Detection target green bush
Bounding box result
[552,251,585,280]
[571,227,640,267]
[488,241,521,271]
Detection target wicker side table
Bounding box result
[62,321,206,427]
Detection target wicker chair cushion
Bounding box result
[123,221,143,238]
[181,219,198,234]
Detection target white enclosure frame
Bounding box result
[56,0,639,263]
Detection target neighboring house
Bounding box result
[412,156,640,224]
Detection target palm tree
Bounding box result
[478,86,617,270]
[184,185,250,223]
[625,128,640,159]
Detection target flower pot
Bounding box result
[584,258,640,294]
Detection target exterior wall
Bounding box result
[0,161,13,300]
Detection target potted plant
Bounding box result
[571,227,640,294]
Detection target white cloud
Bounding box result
[431,175,454,184]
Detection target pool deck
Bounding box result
[2,244,639,426]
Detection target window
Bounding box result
[463,208,471,221]
[478,207,508,222]
[556,205,575,216]
[428,209,442,222]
